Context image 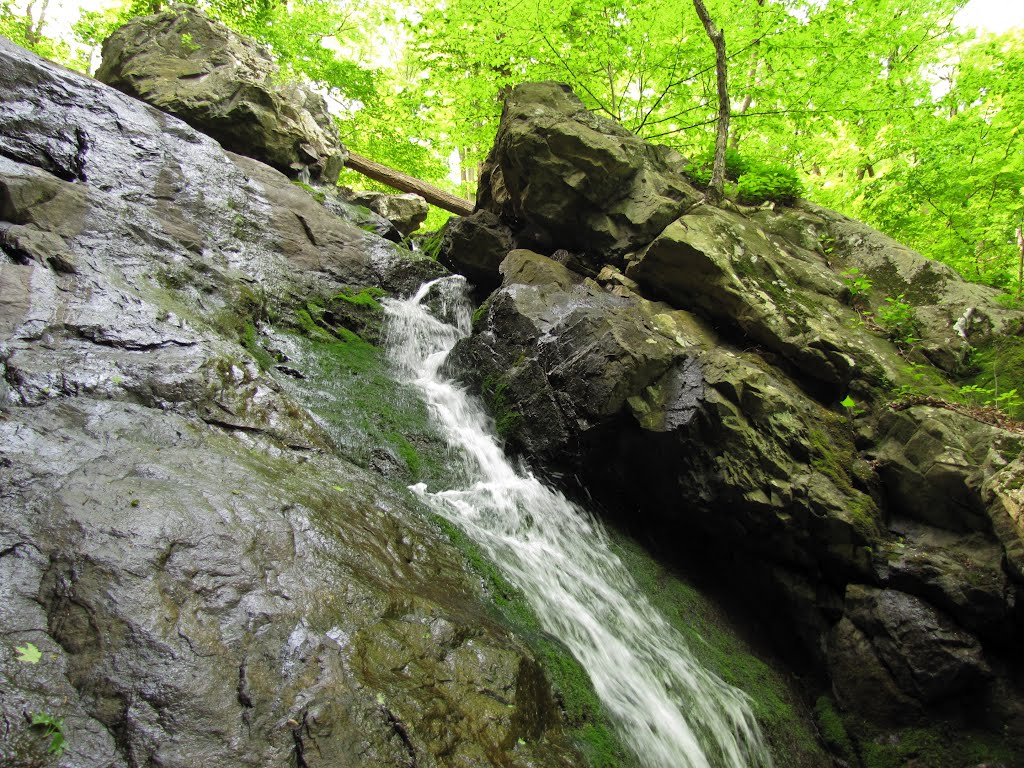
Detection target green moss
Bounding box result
[813,696,855,764]
[333,286,385,311]
[609,532,829,767]
[854,722,1020,768]
[471,299,491,328]
[482,375,522,438]
[207,285,277,371]
[430,515,638,768]
[808,421,881,541]
[291,179,326,204]
[277,328,450,484]
[293,303,337,343]
[862,260,945,307]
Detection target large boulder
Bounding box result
[474,82,700,270]
[451,249,882,586]
[828,585,991,719]
[0,37,581,768]
[347,190,429,236]
[751,203,1024,374]
[96,6,347,182]
[438,210,515,295]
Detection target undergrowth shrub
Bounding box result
[685,148,802,205]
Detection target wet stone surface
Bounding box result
[0,37,579,768]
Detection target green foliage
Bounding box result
[414,228,446,262]
[688,149,802,205]
[839,268,873,307]
[735,162,802,206]
[1,0,73,65]
[15,642,42,664]
[814,28,1024,295]
[180,31,200,52]
[30,713,65,757]
[960,335,1024,418]
[876,294,919,347]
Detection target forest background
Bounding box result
[2,0,1023,300]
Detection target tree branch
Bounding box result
[345,152,474,216]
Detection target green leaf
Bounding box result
[30,712,66,756]
[15,642,42,664]
[839,395,856,409]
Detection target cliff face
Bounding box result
[0,35,592,768]
[4,9,1024,767]
[444,81,1024,763]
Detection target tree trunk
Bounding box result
[1016,226,1023,300]
[693,0,730,203]
[345,152,475,217]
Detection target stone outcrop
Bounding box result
[473,82,700,270]
[444,81,1024,761]
[96,6,347,182]
[347,190,429,236]
[0,37,584,767]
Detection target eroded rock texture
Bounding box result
[443,80,1024,759]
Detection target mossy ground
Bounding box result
[273,288,456,486]
[814,694,1023,768]
[608,531,831,768]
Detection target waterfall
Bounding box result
[384,276,773,768]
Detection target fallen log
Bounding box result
[345,151,475,217]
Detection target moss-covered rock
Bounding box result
[96,6,346,182]
[474,81,700,268]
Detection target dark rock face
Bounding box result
[438,210,514,295]
[829,585,991,717]
[96,6,347,182]
[443,79,1024,757]
[475,82,700,268]
[0,37,579,768]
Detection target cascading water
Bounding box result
[384,276,773,768]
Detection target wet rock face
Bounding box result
[96,6,347,182]
[0,38,578,768]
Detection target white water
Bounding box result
[384,277,773,768]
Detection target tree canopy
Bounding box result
[2,0,1022,296]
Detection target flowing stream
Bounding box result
[384,276,773,768]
